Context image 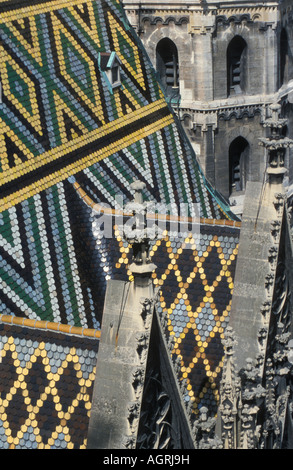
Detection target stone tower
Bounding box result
[123,0,293,214]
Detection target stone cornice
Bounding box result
[179,99,271,129]
[123,0,279,14]
[180,94,275,113]
[123,1,279,35]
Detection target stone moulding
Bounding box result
[216,13,253,26]
[180,104,264,130]
[140,14,189,26]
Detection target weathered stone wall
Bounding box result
[279,0,293,193]
[213,20,278,99]
[214,111,264,198]
[123,0,293,205]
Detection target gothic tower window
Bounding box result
[280,28,289,86]
[156,38,179,97]
[229,137,250,194]
[227,36,247,96]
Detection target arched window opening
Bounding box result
[229,137,250,194]
[280,28,289,86]
[156,38,179,97]
[282,124,288,137]
[227,36,247,96]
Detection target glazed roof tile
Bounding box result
[0,320,98,449]
[0,0,240,447]
[0,0,236,329]
[102,216,240,416]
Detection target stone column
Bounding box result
[228,103,293,374]
[87,181,157,449]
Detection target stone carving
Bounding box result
[271,220,281,241]
[173,354,182,376]
[272,261,291,330]
[260,300,271,325]
[274,192,285,213]
[167,334,176,352]
[216,13,253,27]
[185,398,193,417]
[123,435,136,449]
[216,328,270,448]
[240,404,260,449]
[258,327,268,353]
[261,359,281,448]
[141,15,189,27]
[216,211,293,449]
[158,307,169,332]
[179,377,188,394]
[218,327,241,448]
[123,180,157,278]
[136,331,150,364]
[192,407,222,449]
[274,322,291,373]
[240,357,265,407]
[268,246,278,265]
[140,297,154,329]
[127,401,141,434]
[132,367,145,400]
[265,273,274,292]
[260,103,293,189]
[218,105,262,122]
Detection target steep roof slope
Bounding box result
[0,0,239,448]
[0,0,236,327]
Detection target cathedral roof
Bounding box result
[0,0,239,448]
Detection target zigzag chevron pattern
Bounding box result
[0,0,164,210]
[0,0,236,326]
[0,183,95,327]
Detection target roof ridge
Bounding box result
[73,181,242,228]
[0,314,101,339]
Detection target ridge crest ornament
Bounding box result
[123,180,157,282]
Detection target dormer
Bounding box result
[99,52,122,91]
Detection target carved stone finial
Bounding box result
[123,180,157,283]
[259,103,293,184]
[218,327,242,448]
[222,326,237,356]
[131,180,146,204]
[273,192,285,212]
[192,406,222,449]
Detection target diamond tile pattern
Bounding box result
[0,322,98,449]
[98,218,240,416]
[157,228,239,416]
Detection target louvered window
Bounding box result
[229,137,249,194]
[227,36,247,96]
[156,38,179,96]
